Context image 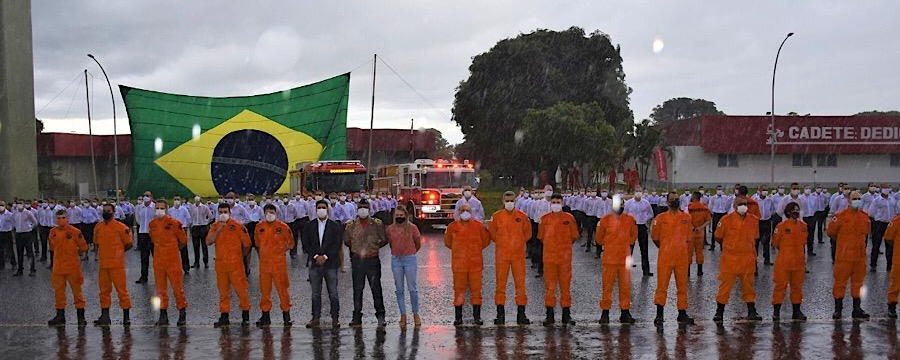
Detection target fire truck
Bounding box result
[372,159,477,229]
[289,160,368,195]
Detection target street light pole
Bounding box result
[87,54,120,200]
[769,32,794,187]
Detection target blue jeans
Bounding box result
[391,255,419,315]
[309,266,340,320]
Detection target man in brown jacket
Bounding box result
[343,200,388,327]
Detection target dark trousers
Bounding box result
[631,224,651,274]
[584,216,599,251]
[528,221,543,274]
[0,231,13,268]
[573,210,586,235]
[83,222,96,245]
[244,221,258,274]
[757,219,772,263]
[871,221,892,270]
[711,213,726,250]
[803,216,816,254]
[651,204,660,216]
[14,231,35,272]
[350,256,385,320]
[309,266,339,320]
[191,225,209,266]
[814,210,827,242]
[138,233,153,280]
[124,214,135,228]
[38,226,51,261]
[180,228,190,272]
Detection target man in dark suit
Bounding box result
[303,200,342,328]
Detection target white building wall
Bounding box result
[645,146,899,188]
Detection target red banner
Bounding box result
[653,147,668,181]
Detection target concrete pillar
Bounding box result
[0,0,38,199]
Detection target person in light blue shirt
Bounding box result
[454,186,485,221]
[134,192,156,284]
[868,186,896,272]
[624,189,654,277]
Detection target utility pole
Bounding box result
[85,69,98,196]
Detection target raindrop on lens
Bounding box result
[860,285,867,300]
[514,129,524,145]
[150,296,162,310]
[625,255,633,268]
[154,137,163,154]
[192,124,201,140]
[652,36,665,53]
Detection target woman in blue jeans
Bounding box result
[385,206,422,327]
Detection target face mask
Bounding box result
[283,199,289,204]
[316,208,329,219]
[803,189,811,195]
[544,191,553,197]
[789,211,800,219]
[217,213,230,222]
[843,190,850,196]
[634,192,643,198]
[155,209,166,217]
[173,200,181,206]
[314,196,324,201]
[16,204,24,210]
[761,190,768,196]
[736,205,748,215]
[716,190,723,195]
[294,195,301,200]
[339,196,347,202]
[265,213,277,222]
[851,200,862,209]
[550,203,563,213]
[504,201,515,211]
[249,201,257,207]
[357,208,370,219]
[699,190,706,195]
[361,194,368,199]
[882,189,891,195]
[265,199,272,205]
[143,196,151,202]
[102,212,113,220]
[600,192,608,198]
[387,195,393,199]
[459,211,472,221]
[869,187,877,192]
[226,198,235,205]
[218,198,225,204]
[777,188,785,194]
[816,188,822,193]
[395,217,406,224]
[463,191,472,198]
[0,206,5,212]
[56,219,69,227]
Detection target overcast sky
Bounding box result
[32,1,900,144]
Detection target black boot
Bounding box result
[599,310,610,324]
[888,303,898,319]
[697,264,704,277]
[177,309,187,326]
[94,308,111,326]
[851,298,870,320]
[76,308,87,326]
[792,304,807,321]
[349,312,362,327]
[48,309,65,327]
[653,305,664,325]
[472,305,483,326]
[256,311,271,327]
[494,305,505,325]
[542,307,555,327]
[123,309,131,327]
[832,298,843,320]
[561,308,575,326]
[453,306,463,326]
[156,310,169,326]
[214,313,230,328]
[772,304,782,321]
[620,310,636,324]
[713,303,725,323]
[241,310,250,326]
[746,303,762,321]
[677,310,694,325]
[283,311,293,327]
[516,306,530,325]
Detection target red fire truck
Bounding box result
[372,159,477,229]
[289,160,368,195]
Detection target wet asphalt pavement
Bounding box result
[0,229,898,358]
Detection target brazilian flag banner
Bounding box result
[121,73,349,197]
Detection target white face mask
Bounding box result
[0,206,5,212]
[226,198,235,205]
[803,189,811,195]
[339,196,347,202]
[504,202,515,211]
[851,200,863,209]
[155,209,166,217]
[459,211,472,221]
[316,208,329,219]
[544,191,553,198]
[716,190,723,195]
[463,191,472,198]
[283,199,290,204]
[550,203,563,213]
[173,200,181,206]
[314,196,324,201]
[761,190,768,196]
[634,191,642,198]
[357,208,370,219]
[249,201,257,207]
[736,205,748,215]
[217,213,230,222]
[143,196,151,203]
[777,188,785,194]
[265,213,277,222]
[600,192,608,198]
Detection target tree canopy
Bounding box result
[452,27,633,179]
[649,97,724,124]
[520,102,617,172]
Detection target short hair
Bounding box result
[550,194,563,201]
[503,191,516,198]
[790,182,799,187]
[315,200,330,208]
[357,199,370,207]
[55,210,67,217]
[263,204,277,213]
[218,203,232,210]
[737,186,749,196]
[102,203,115,211]
[155,199,168,206]
[784,202,800,214]
[692,191,702,200]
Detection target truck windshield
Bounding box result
[422,170,476,188]
[307,173,368,193]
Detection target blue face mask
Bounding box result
[459,212,472,221]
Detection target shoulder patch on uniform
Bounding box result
[515,217,522,223]
[259,227,266,233]
[275,227,282,234]
[783,228,790,234]
[563,220,570,225]
[228,224,236,231]
[66,232,73,239]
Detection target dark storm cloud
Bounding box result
[32,1,900,143]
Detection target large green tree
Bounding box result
[452,27,633,181]
[649,97,724,124]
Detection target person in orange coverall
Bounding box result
[444,203,491,326]
[884,213,900,318]
[687,192,711,277]
[650,193,695,325]
[595,198,637,324]
[92,203,134,326]
[488,191,533,325]
[827,191,871,320]
[207,202,252,327]
[149,199,189,326]
[713,197,761,322]
[538,194,579,327]
[254,204,295,327]
[771,202,808,321]
[47,210,89,327]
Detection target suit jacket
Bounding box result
[303,218,343,269]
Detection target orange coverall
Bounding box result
[208,219,252,312]
[884,215,900,303]
[687,202,711,265]
[94,220,133,309]
[714,212,760,304]
[595,213,637,310]
[49,224,89,309]
[538,212,579,308]
[255,220,295,312]
[827,209,871,299]
[149,216,189,310]
[489,209,532,306]
[771,219,807,305]
[650,211,692,309]
[444,219,491,306]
